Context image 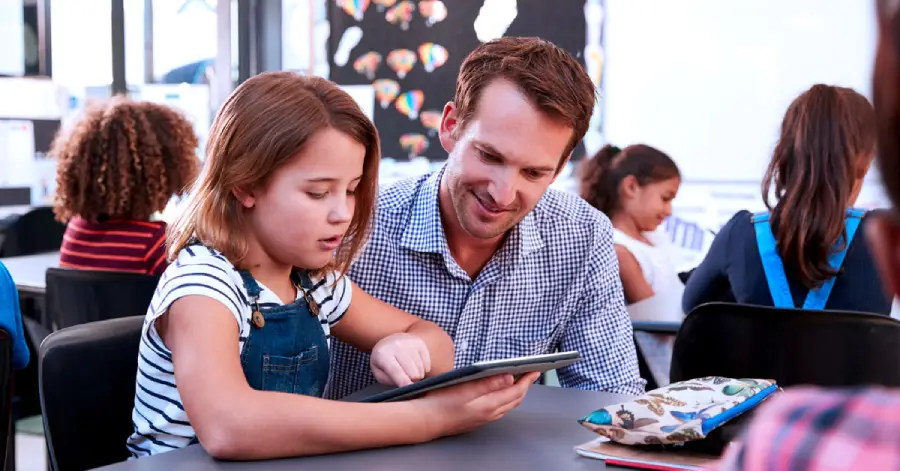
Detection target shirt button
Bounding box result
[457,339,469,354]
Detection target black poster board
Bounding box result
[326,0,587,161]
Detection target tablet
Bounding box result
[356,351,581,403]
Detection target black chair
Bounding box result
[670,302,900,387]
[0,207,65,257]
[40,316,143,471]
[44,268,159,330]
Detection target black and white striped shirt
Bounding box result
[126,245,352,458]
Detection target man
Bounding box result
[713,2,900,469]
[327,37,644,398]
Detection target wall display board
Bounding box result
[326,0,590,161]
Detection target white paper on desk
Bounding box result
[0,120,36,187]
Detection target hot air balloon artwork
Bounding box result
[418,0,447,27]
[353,52,382,80]
[386,49,416,79]
[373,79,401,109]
[385,1,415,30]
[419,110,441,136]
[395,90,424,120]
[400,133,430,158]
[336,0,370,21]
[418,43,448,73]
[373,0,396,12]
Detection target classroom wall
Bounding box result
[598,0,886,264]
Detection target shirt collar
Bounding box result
[399,168,448,254]
[399,166,547,260]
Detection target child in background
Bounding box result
[682,84,889,315]
[127,72,537,460]
[52,97,200,276]
[580,144,683,305]
[713,3,900,468]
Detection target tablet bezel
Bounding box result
[356,351,582,403]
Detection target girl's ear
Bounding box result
[620,175,640,198]
[232,187,256,208]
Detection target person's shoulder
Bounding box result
[719,210,755,235]
[377,172,434,214]
[860,207,889,224]
[533,188,613,234]
[145,219,168,236]
[165,244,238,279]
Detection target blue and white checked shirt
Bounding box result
[326,168,645,398]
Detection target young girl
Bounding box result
[52,97,200,275]
[682,84,890,315]
[127,72,538,460]
[580,144,683,305]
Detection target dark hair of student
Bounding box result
[579,143,680,216]
[763,84,876,289]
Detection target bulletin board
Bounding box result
[326,0,589,161]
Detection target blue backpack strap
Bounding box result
[752,212,796,308]
[802,208,867,309]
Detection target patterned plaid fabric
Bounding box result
[325,167,645,399]
[713,387,900,471]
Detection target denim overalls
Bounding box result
[752,208,866,309]
[237,269,330,396]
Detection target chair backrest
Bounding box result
[0,207,65,257]
[40,316,143,471]
[45,268,159,330]
[671,302,900,387]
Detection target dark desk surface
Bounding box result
[94,385,630,471]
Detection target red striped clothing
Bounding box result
[712,387,900,471]
[59,217,168,276]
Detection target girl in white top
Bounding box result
[580,144,684,304]
[127,72,538,460]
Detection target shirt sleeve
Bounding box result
[712,387,886,471]
[557,220,646,395]
[147,249,246,336]
[681,211,743,313]
[310,271,353,326]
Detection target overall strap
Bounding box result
[752,212,795,308]
[802,208,866,309]
[237,269,262,300]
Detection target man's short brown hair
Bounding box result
[453,36,597,166]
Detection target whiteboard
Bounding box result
[603,0,877,182]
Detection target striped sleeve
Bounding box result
[148,248,246,333]
[310,271,352,326]
[147,225,169,276]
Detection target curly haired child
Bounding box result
[51,96,200,276]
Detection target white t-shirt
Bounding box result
[613,228,685,303]
[126,244,352,458]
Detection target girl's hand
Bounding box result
[416,372,541,438]
[370,333,432,386]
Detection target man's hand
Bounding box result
[370,333,432,386]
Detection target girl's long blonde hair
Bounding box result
[167,72,380,275]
